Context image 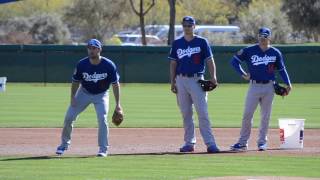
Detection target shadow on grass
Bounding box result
[110,150,241,156]
[0,155,94,161]
[0,150,244,161]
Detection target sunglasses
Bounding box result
[182,24,193,28]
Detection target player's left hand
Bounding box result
[198,79,217,91]
[112,106,124,126]
[115,105,122,113]
[210,77,218,86]
[285,86,292,96]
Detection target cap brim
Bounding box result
[87,44,101,49]
[182,21,195,25]
[259,33,270,37]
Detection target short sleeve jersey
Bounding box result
[234,44,285,81]
[168,36,213,75]
[72,56,119,94]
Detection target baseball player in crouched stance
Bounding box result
[169,16,219,153]
[230,27,292,151]
[56,39,122,157]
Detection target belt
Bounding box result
[250,80,272,84]
[177,73,202,78]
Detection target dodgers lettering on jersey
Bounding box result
[234,45,285,81]
[168,36,213,75]
[82,72,108,83]
[251,55,276,66]
[177,46,201,59]
[73,57,119,94]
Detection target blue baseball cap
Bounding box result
[182,16,195,25]
[87,39,102,49]
[259,27,271,37]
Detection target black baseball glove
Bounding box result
[198,80,217,91]
[273,82,288,96]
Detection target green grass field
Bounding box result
[1,155,320,180]
[0,83,319,128]
[0,83,320,180]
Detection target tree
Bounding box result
[167,0,176,45]
[0,14,70,44]
[129,0,155,45]
[0,17,33,44]
[239,0,292,43]
[29,14,70,44]
[178,0,232,25]
[282,0,320,41]
[224,0,252,23]
[0,0,72,20]
[64,0,128,42]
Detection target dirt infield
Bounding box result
[0,128,319,156]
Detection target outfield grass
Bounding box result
[0,83,319,128]
[0,155,320,180]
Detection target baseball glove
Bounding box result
[198,80,217,92]
[273,82,288,96]
[112,110,124,126]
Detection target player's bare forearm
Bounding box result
[207,58,217,84]
[170,61,177,83]
[112,82,121,110]
[71,82,80,96]
[170,60,178,93]
[70,82,80,106]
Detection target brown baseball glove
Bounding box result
[198,79,217,91]
[112,110,124,126]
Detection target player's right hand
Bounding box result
[171,84,177,94]
[242,73,250,81]
[71,97,77,107]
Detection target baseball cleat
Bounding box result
[56,146,68,155]
[230,143,248,151]
[97,150,108,157]
[258,143,267,151]
[207,145,220,153]
[179,145,195,152]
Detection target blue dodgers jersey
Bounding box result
[234,44,285,81]
[72,57,119,94]
[168,36,213,75]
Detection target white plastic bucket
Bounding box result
[279,118,305,149]
[0,77,7,92]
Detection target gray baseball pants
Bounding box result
[238,82,274,146]
[59,87,109,152]
[175,75,217,147]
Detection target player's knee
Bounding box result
[64,113,77,123]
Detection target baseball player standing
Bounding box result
[230,27,292,151]
[169,16,219,153]
[56,39,122,157]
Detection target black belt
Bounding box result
[250,80,272,84]
[177,73,202,78]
